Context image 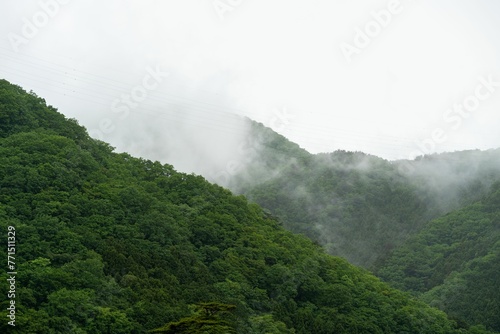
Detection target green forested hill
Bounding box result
[226,122,500,332]
[378,182,500,331]
[224,120,313,193]
[239,149,431,268]
[394,149,500,215]
[233,122,500,270]
[0,78,492,333]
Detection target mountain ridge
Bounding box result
[229,120,500,266]
[3,78,494,332]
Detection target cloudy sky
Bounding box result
[1,0,499,176]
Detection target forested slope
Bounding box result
[226,121,500,332]
[378,183,500,331]
[394,149,500,216]
[2,79,493,333]
[232,122,500,270]
[238,149,430,268]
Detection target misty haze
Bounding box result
[1,1,500,333]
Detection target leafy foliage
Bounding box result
[226,112,500,332]
[235,124,500,270]
[151,302,237,333]
[378,183,500,331]
[238,148,432,268]
[0,79,496,333]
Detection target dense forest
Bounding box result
[0,79,498,333]
[378,183,500,331]
[226,121,500,332]
[233,122,500,269]
[233,144,429,268]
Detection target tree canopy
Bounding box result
[0,78,497,333]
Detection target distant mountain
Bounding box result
[234,148,428,268]
[394,149,500,214]
[223,120,500,332]
[228,121,500,270]
[222,120,312,192]
[378,182,500,331]
[3,78,490,333]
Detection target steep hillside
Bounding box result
[226,120,500,332]
[378,182,500,331]
[2,79,492,333]
[230,122,500,269]
[241,150,431,268]
[395,149,500,213]
[223,120,313,192]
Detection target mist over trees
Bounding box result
[228,122,500,267]
[1,79,499,333]
[225,121,500,332]
[378,182,500,331]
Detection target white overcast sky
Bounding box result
[1,0,500,175]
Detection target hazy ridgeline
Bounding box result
[1,79,499,333]
[217,121,500,331]
[224,121,500,268]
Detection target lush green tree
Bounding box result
[379,183,500,331]
[0,79,497,333]
[151,302,237,334]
